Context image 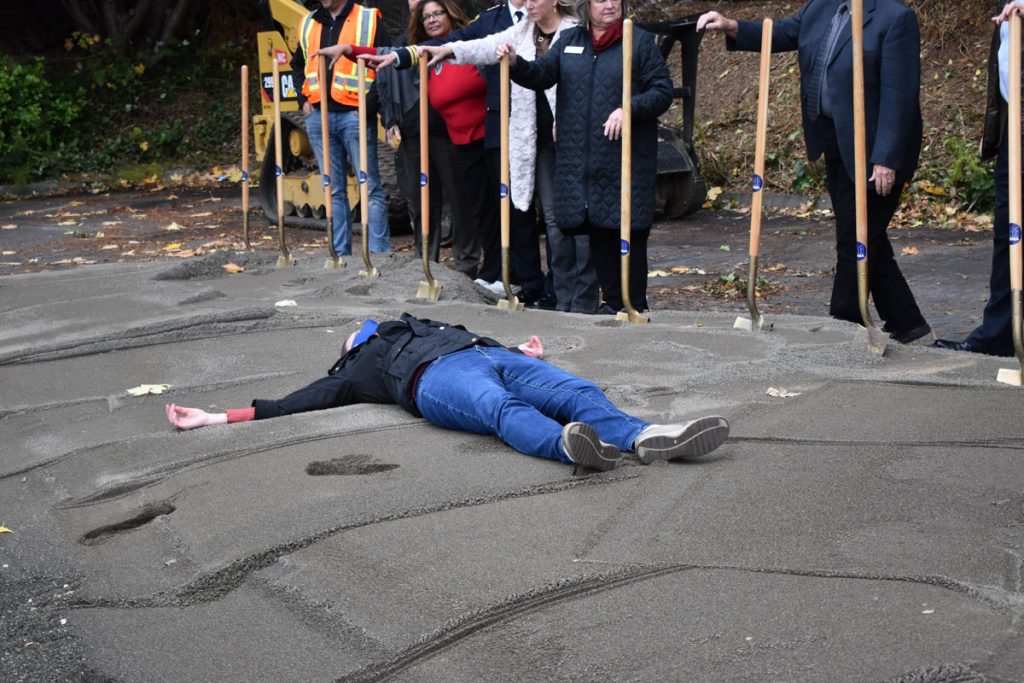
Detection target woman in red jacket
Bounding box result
[317,0,496,286]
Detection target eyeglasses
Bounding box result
[422,9,447,21]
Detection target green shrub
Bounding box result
[0,57,85,183]
[945,137,995,212]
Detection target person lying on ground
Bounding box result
[165,314,730,472]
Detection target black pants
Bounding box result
[399,134,481,273]
[588,226,650,312]
[965,133,1016,355]
[821,121,926,333]
[483,149,545,289]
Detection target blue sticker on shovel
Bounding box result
[358,170,367,184]
[500,183,509,199]
[241,170,249,183]
[274,165,282,177]
[856,242,867,261]
[620,239,630,256]
[420,172,428,187]
[752,174,763,192]
[322,174,331,188]
[1011,223,1022,245]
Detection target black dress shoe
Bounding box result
[932,338,1014,356]
[932,338,972,352]
[526,292,557,310]
[887,323,932,345]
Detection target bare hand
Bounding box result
[363,52,398,69]
[420,45,453,68]
[495,43,517,67]
[310,43,352,69]
[517,336,545,359]
[552,121,557,143]
[166,403,226,431]
[869,165,897,197]
[993,2,1024,24]
[696,11,739,38]
[302,101,314,115]
[603,108,624,140]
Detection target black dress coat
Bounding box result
[510,25,673,232]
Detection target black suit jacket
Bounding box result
[730,0,922,182]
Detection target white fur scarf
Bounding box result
[449,16,577,211]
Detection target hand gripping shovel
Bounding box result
[416,56,442,300]
[497,54,523,311]
[851,0,886,354]
[999,13,1024,385]
[356,58,380,278]
[271,56,294,268]
[615,18,649,325]
[320,57,343,269]
[734,19,774,332]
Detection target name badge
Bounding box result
[564,45,584,54]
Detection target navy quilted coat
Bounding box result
[510,25,672,231]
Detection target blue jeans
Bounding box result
[305,110,390,256]
[416,346,649,462]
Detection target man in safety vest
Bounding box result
[291,0,391,257]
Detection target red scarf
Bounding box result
[591,17,623,53]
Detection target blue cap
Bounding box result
[350,319,379,349]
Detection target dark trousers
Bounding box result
[966,134,1016,355]
[482,150,545,289]
[453,144,500,282]
[821,122,926,333]
[588,226,650,312]
[399,135,480,273]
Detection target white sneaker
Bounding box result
[634,416,730,465]
[562,422,620,471]
[475,278,521,296]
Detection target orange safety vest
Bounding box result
[299,5,380,107]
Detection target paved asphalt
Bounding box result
[1,219,1023,681]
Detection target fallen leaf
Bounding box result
[275,299,298,307]
[0,526,11,533]
[1,250,15,255]
[189,212,213,218]
[162,243,182,251]
[94,231,104,238]
[100,245,119,250]
[767,387,801,398]
[126,384,172,396]
[58,220,78,226]
[902,246,920,255]
[719,244,731,252]
[1,224,16,229]
[165,222,185,231]
[648,269,672,277]
[222,262,244,273]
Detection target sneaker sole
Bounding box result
[563,423,620,472]
[636,416,730,465]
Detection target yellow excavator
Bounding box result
[253,0,412,228]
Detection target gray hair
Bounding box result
[573,0,623,29]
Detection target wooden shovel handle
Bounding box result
[749,19,772,258]
[1010,14,1022,292]
[420,58,429,241]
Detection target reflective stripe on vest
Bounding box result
[300,6,379,107]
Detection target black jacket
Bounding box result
[252,313,503,419]
[510,25,672,231]
[730,0,923,181]
[982,22,1007,161]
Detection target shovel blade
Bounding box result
[417,280,442,301]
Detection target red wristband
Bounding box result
[226,407,256,423]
